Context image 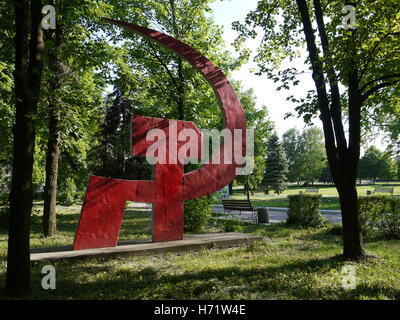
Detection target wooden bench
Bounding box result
[370,187,394,195]
[221,199,258,223]
[299,188,319,194]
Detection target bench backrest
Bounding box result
[222,199,253,211]
[374,187,394,193]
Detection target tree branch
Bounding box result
[361,80,400,103]
[360,32,398,80]
[361,73,400,92]
[313,0,347,157]
[295,0,340,180]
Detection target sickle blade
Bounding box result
[104,18,247,200]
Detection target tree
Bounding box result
[282,128,303,183]
[39,0,112,236]
[263,133,288,195]
[0,12,14,196]
[282,127,326,184]
[104,0,247,127]
[6,0,45,297]
[358,146,384,183]
[380,151,397,181]
[397,159,400,182]
[319,162,333,184]
[300,127,326,185]
[233,83,274,196]
[358,146,397,182]
[235,0,400,260]
[90,89,153,180]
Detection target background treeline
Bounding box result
[2,0,400,296]
[260,126,400,194]
[0,0,274,236]
[0,0,274,296]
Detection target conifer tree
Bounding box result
[263,133,288,195]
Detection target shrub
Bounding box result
[358,196,383,237]
[287,194,325,228]
[184,195,213,233]
[326,223,342,235]
[221,218,244,232]
[359,196,400,239]
[57,177,78,206]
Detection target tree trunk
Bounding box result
[296,0,366,260]
[244,176,251,200]
[6,0,44,297]
[177,57,185,121]
[337,181,365,259]
[229,182,233,195]
[43,5,62,237]
[43,109,60,236]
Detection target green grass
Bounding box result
[226,196,341,210]
[1,202,400,300]
[217,182,400,210]
[234,182,400,197]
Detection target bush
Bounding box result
[287,194,325,228]
[221,218,244,232]
[326,223,342,235]
[184,195,213,233]
[57,177,78,206]
[359,196,400,239]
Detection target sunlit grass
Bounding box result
[217,182,400,210]
[0,201,399,300]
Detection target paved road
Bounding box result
[213,205,342,224]
[128,202,343,224]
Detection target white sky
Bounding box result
[209,0,387,152]
[210,0,316,138]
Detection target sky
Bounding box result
[208,0,387,152]
[209,0,317,138]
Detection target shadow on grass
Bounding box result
[26,254,399,300]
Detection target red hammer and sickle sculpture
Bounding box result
[73,19,247,250]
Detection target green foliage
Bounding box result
[104,0,247,129]
[234,83,274,192]
[300,127,326,184]
[57,177,78,207]
[90,90,154,180]
[263,133,288,194]
[234,0,400,123]
[319,162,333,184]
[358,146,397,181]
[184,195,213,233]
[282,128,302,183]
[287,194,325,228]
[282,127,326,184]
[0,192,9,228]
[359,196,400,239]
[220,218,244,233]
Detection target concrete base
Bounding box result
[30,233,263,262]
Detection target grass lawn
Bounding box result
[1,202,399,300]
[257,182,400,197]
[226,196,341,210]
[216,182,400,210]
